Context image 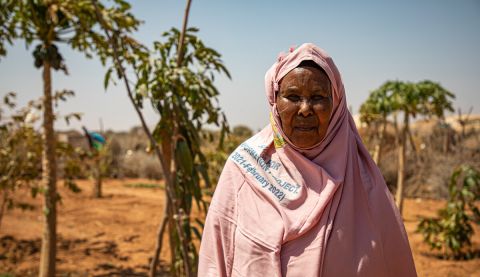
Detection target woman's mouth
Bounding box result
[294,126,317,132]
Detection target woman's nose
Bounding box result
[298,99,313,117]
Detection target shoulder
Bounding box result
[209,126,273,217]
[229,125,274,161]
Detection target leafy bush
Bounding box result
[417,165,480,259]
[0,93,84,229]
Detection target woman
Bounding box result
[198,43,417,276]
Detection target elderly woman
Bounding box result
[198,43,417,276]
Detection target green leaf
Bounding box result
[175,140,193,175]
[104,67,113,90]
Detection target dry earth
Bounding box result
[1,179,479,276]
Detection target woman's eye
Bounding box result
[286,95,301,102]
[311,95,325,101]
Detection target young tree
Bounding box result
[417,165,480,259]
[94,0,230,274]
[142,27,230,276]
[387,81,417,215]
[361,80,454,215]
[388,80,455,214]
[82,126,107,198]
[0,1,140,275]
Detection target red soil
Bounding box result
[1,179,479,276]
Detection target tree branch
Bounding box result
[176,0,192,67]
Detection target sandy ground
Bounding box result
[0,179,479,276]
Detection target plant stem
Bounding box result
[93,157,102,198]
[0,188,8,232]
[395,111,409,215]
[373,116,387,165]
[149,196,170,277]
[177,0,192,67]
[39,57,57,277]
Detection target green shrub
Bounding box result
[417,165,480,259]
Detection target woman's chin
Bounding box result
[290,131,321,148]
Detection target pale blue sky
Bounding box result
[0,0,479,132]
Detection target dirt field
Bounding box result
[1,179,479,276]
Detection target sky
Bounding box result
[0,0,479,132]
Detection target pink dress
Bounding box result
[198,43,417,277]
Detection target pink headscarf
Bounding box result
[198,43,417,276]
[266,43,346,156]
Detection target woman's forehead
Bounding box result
[280,66,331,87]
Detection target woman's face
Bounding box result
[276,66,333,148]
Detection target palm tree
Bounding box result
[362,80,454,215]
[384,81,416,214]
[387,80,454,214]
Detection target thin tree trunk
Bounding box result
[177,0,193,66]
[443,129,450,153]
[83,127,102,198]
[162,138,178,276]
[152,0,194,275]
[149,196,170,277]
[168,199,178,277]
[393,112,400,147]
[407,128,419,163]
[443,120,450,153]
[174,3,194,274]
[373,117,387,165]
[39,59,57,277]
[0,189,9,231]
[395,112,408,215]
[93,157,102,198]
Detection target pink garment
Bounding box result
[198,43,417,276]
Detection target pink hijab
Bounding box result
[198,43,417,276]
